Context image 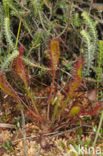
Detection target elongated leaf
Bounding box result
[60,55,83,115]
[15,45,28,88]
[0,72,19,99]
[67,55,83,99]
[80,103,101,116]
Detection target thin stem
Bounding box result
[7,9,11,55]
[50,97,59,127]
[30,94,39,115]
[8,46,10,55]
[15,19,22,48]
[93,111,103,147]
[59,96,70,117]
[47,71,55,120]
[20,107,27,156]
[26,87,39,115]
[64,0,73,43]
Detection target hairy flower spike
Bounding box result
[49,39,60,71]
[1,50,19,72]
[15,45,28,88]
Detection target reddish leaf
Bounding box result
[27,109,44,121]
[68,102,102,118]
[67,55,83,99]
[15,45,28,88]
[0,72,19,100]
[74,55,83,78]
[59,55,83,116]
[80,103,101,116]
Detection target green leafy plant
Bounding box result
[4,17,14,49]
[96,40,103,85]
[3,0,11,16]
[0,50,19,72]
[2,140,13,151]
[0,4,3,41]
[72,13,82,27]
[80,12,98,76]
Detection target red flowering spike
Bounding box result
[0,72,19,100]
[15,45,28,88]
[47,39,60,119]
